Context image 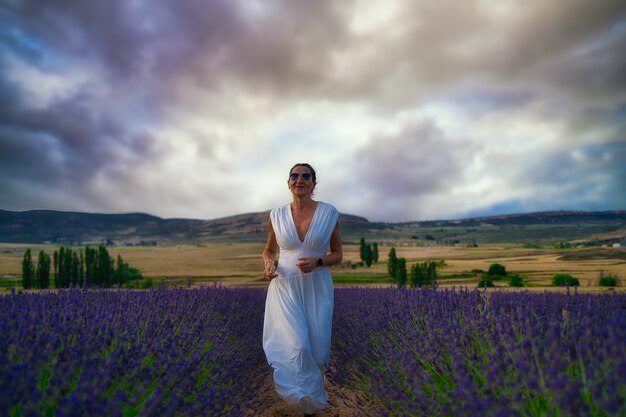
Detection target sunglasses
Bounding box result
[289,172,313,181]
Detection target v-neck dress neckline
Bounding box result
[289,201,320,243]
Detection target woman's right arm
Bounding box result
[263,218,279,279]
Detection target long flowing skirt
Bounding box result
[262,271,334,414]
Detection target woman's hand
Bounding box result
[296,257,318,274]
[263,219,279,280]
[263,260,278,280]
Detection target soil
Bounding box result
[246,369,380,417]
[556,247,626,261]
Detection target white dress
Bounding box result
[263,201,339,414]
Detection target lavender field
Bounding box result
[1,287,268,416]
[331,288,626,416]
[1,287,625,416]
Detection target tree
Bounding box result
[53,250,59,289]
[410,261,437,288]
[396,258,407,288]
[98,245,112,287]
[36,250,51,289]
[364,244,373,267]
[387,247,397,279]
[52,247,76,288]
[22,249,34,289]
[71,251,80,287]
[477,278,495,288]
[63,247,72,288]
[410,263,421,288]
[57,247,65,288]
[598,271,618,287]
[552,274,579,286]
[372,242,379,263]
[85,246,95,287]
[116,255,126,286]
[509,274,524,287]
[487,263,507,277]
[425,261,437,288]
[79,252,85,287]
[114,255,141,287]
[359,238,366,262]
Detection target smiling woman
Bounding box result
[261,163,343,415]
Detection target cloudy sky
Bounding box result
[1,0,625,222]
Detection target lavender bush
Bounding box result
[0,286,268,416]
[330,288,626,417]
[3,286,625,416]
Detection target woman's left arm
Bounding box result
[322,222,343,267]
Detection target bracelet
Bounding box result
[264,259,274,267]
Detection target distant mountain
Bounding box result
[0,209,624,245]
[409,210,626,227]
[0,209,369,245]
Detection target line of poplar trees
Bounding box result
[387,246,438,288]
[21,246,141,289]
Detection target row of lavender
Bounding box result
[0,286,269,417]
[3,287,625,416]
[330,288,626,416]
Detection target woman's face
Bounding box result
[288,165,315,198]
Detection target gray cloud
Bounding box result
[325,119,478,221]
[1,0,625,221]
[521,141,626,208]
[355,122,469,195]
[542,23,626,101]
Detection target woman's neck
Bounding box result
[291,196,315,212]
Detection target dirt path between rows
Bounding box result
[246,369,380,417]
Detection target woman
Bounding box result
[262,163,342,415]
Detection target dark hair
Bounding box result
[289,163,317,183]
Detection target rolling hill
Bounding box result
[0,209,625,246]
